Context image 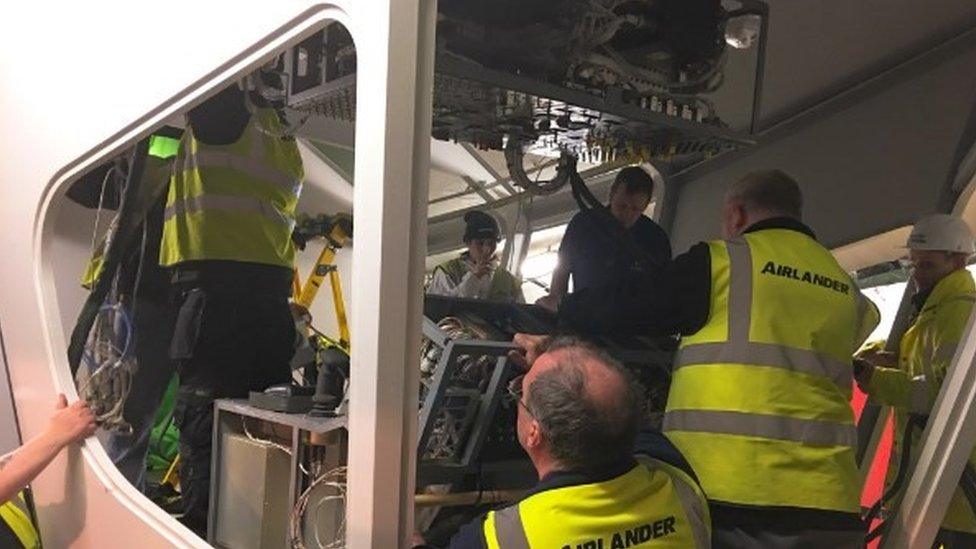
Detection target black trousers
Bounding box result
[934,528,976,548]
[710,505,864,549]
[712,524,863,549]
[170,284,294,536]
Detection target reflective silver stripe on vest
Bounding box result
[678,237,853,389]
[726,237,752,341]
[675,342,851,388]
[663,409,857,447]
[492,505,530,549]
[649,461,711,549]
[188,150,300,194]
[854,291,872,345]
[164,195,295,230]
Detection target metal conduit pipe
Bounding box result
[505,140,578,196]
[414,489,526,508]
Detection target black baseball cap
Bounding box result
[463,211,501,242]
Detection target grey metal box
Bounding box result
[213,432,291,549]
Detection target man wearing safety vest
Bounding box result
[423,336,710,549]
[560,170,880,547]
[161,70,304,535]
[427,210,524,302]
[856,214,976,547]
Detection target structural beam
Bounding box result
[460,175,495,203]
[346,0,436,546]
[502,200,533,275]
[460,142,517,195]
[427,157,559,206]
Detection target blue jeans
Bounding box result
[102,298,177,492]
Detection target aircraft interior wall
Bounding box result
[669,46,976,255]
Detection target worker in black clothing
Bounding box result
[162,74,304,536]
[536,166,671,312]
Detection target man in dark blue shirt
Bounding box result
[537,166,671,312]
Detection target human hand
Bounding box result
[535,294,559,312]
[853,358,875,389]
[47,395,96,447]
[470,260,491,278]
[290,303,312,325]
[409,532,428,548]
[508,333,549,371]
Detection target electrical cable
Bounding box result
[69,138,150,376]
[960,463,976,518]
[289,465,347,549]
[864,415,976,543]
[150,412,175,458]
[88,165,117,264]
[864,414,927,543]
[241,418,310,476]
[128,220,148,325]
[77,302,136,430]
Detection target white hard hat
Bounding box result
[906,214,975,254]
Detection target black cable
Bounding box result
[150,412,176,457]
[569,170,602,212]
[68,138,150,376]
[864,414,925,543]
[959,463,976,519]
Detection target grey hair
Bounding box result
[525,336,645,470]
[727,169,803,219]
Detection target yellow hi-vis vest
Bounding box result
[664,228,879,513]
[432,257,523,302]
[160,108,304,268]
[483,457,711,549]
[0,493,40,548]
[869,268,976,533]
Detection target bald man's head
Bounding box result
[722,169,804,238]
[525,337,644,470]
[726,169,803,219]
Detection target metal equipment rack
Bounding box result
[208,399,347,548]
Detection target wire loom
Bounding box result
[290,464,347,549]
[75,302,136,433]
[73,158,149,433]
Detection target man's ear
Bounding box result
[523,419,543,450]
[952,252,969,270]
[730,203,750,236]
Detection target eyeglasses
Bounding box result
[506,374,533,417]
[898,256,961,273]
[899,258,935,272]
